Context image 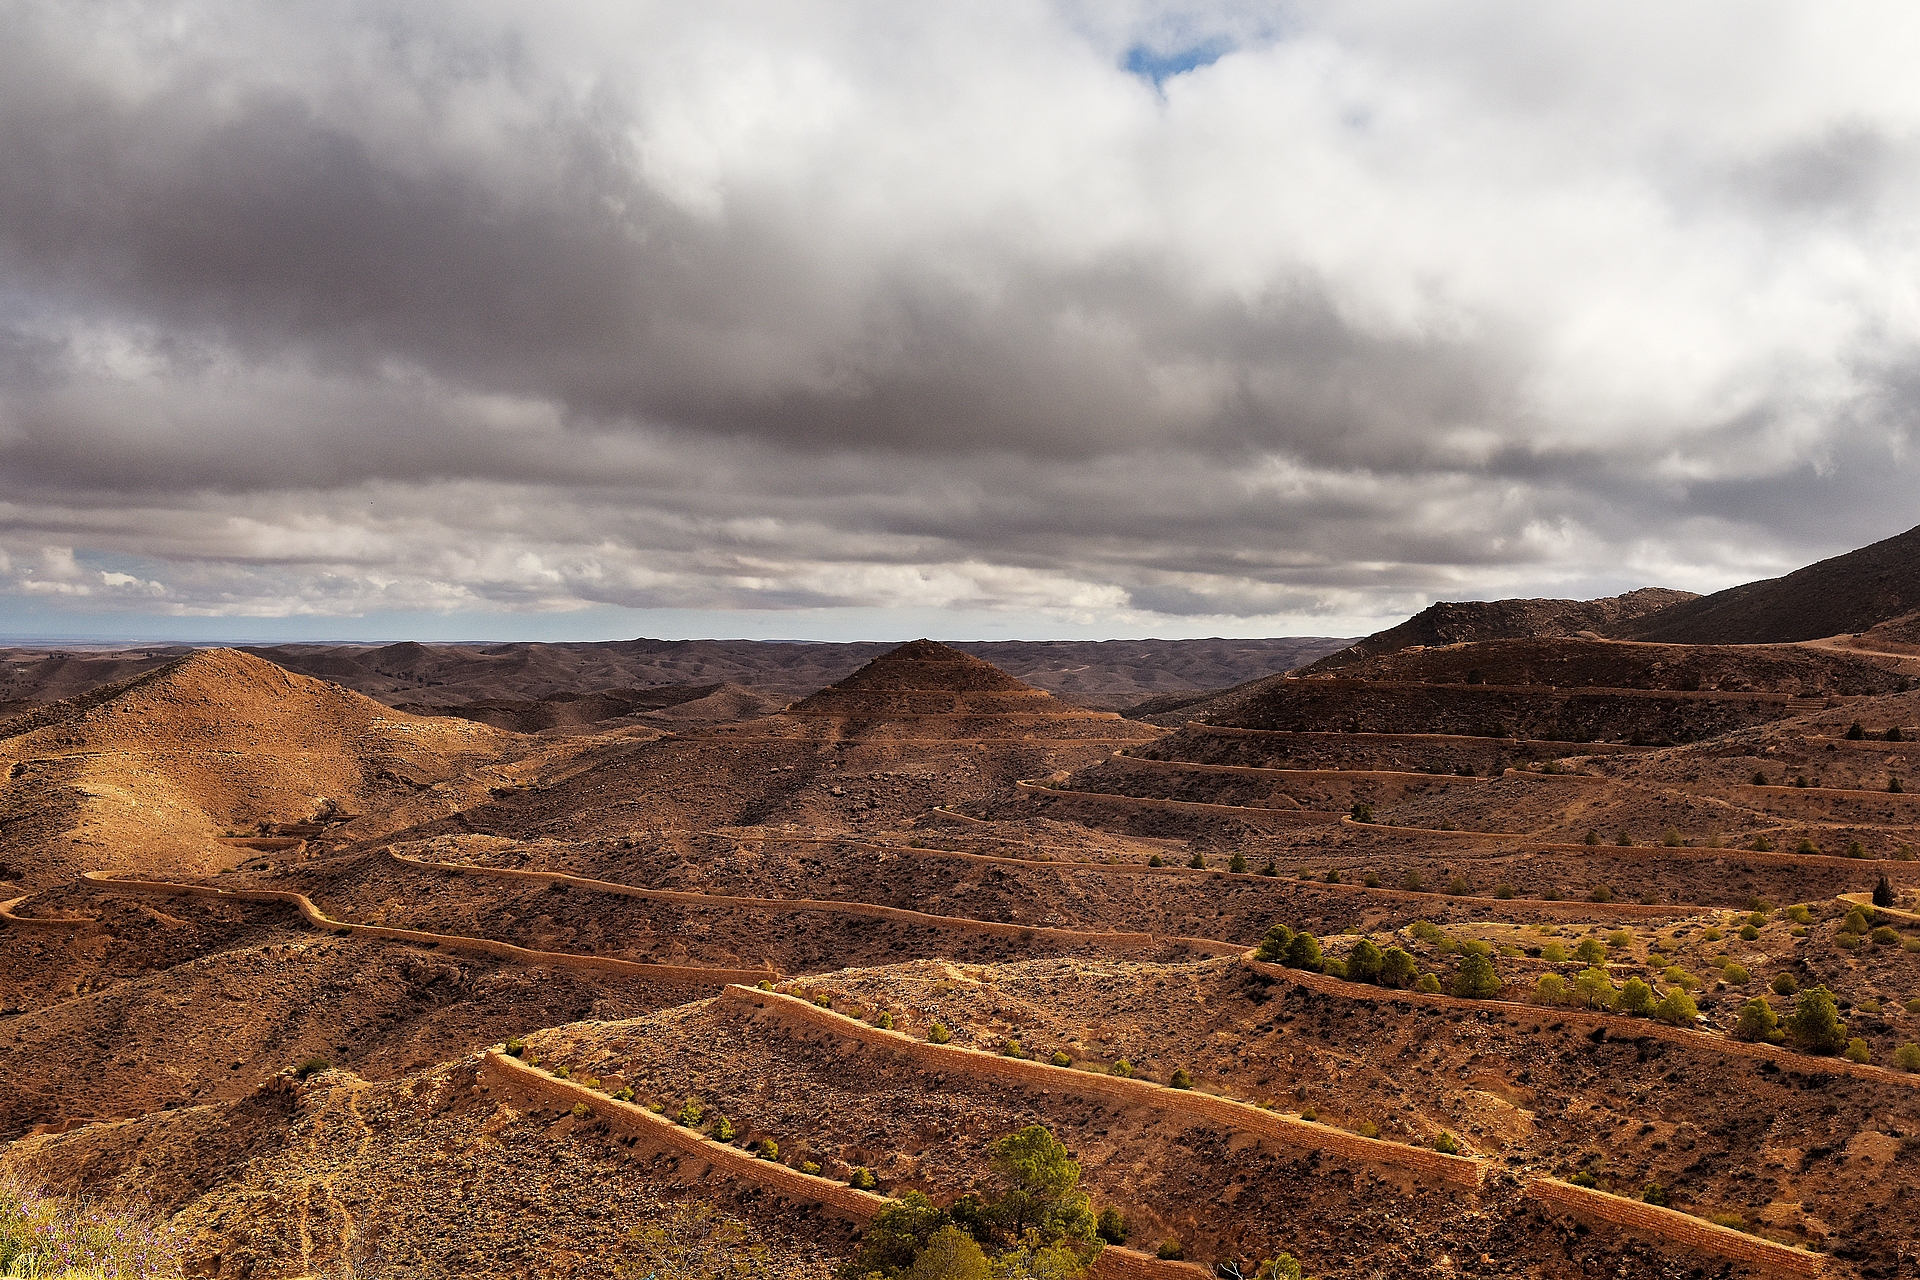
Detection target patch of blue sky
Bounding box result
[1123,38,1233,87]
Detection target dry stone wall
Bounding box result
[1525,1179,1824,1277]
[721,985,1487,1189]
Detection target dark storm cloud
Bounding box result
[3,1,1918,632]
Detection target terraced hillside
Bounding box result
[6,638,1920,1278]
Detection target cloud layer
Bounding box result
[4,1,1918,637]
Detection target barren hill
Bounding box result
[1303,588,1694,673]
[1611,522,1920,644]
[0,649,522,886]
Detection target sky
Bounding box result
[3,2,1919,644]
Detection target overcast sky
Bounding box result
[3,2,1918,642]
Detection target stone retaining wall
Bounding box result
[79,873,774,986]
[1246,959,1920,1089]
[1524,1179,1824,1277]
[1016,780,1341,825]
[391,852,1169,953]
[720,985,1487,1189]
[482,1050,1208,1280]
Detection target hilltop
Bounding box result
[0,649,526,886]
[1303,588,1695,673]
[1611,522,1920,644]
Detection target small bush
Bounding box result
[1493,883,1515,899]
[1541,942,1569,963]
[1642,1182,1670,1208]
[1229,852,1248,873]
[1261,860,1278,876]
[928,1023,952,1045]
[1789,985,1850,1053]
[1188,853,1206,870]
[1404,870,1425,891]
[1350,802,1375,823]
[571,1101,591,1119]
[553,1066,572,1080]
[802,1160,822,1175]
[1356,1120,1379,1138]
[1836,932,1860,949]
[813,994,833,1009]
[1573,967,1617,1010]
[1615,831,1633,847]
[1606,930,1632,950]
[1750,835,1774,851]
[1534,973,1566,1005]
[1169,1068,1193,1090]
[1772,971,1799,996]
[1363,870,1381,887]
[1735,997,1778,1041]
[294,1056,332,1080]
[1584,831,1600,846]
[1002,1038,1025,1059]
[1346,938,1384,984]
[677,1098,704,1127]
[1451,950,1501,999]
[1786,904,1812,924]
[1285,932,1324,972]
[613,1087,635,1102]
[1568,1171,1596,1188]
[1752,771,1768,785]
[1434,1132,1460,1155]
[758,1139,779,1161]
[1415,973,1442,993]
[1873,926,1900,945]
[1148,854,1164,867]
[1254,923,1294,962]
[0,1171,182,1279]
[1847,721,1867,740]
[1324,868,1341,884]
[1156,1239,1184,1261]
[1796,838,1821,855]
[756,979,773,991]
[1654,988,1699,1025]
[503,1037,526,1058]
[1379,947,1418,987]
[1846,841,1867,859]
[1619,978,1655,1015]
[1299,1107,1316,1121]
[1095,1207,1129,1245]
[1844,1038,1872,1064]
[1109,1059,1133,1078]
[1895,1043,1920,1072]
[1573,938,1606,964]
[1702,926,1723,941]
[848,1168,878,1191]
[1050,1050,1072,1067]
[1663,828,1683,847]
[1723,964,1750,986]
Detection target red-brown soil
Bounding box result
[9,635,1920,1278]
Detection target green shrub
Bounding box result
[757,979,774,991]
[1589,885,1614,903]
[1750,835,1774,851]
[294,1056,332,1080]
[1346,939,1384,984]
[1845,907,1871,933]
[1896,1043,1920,1072]
[1299,1107,1316,1121]
[1873,926,1900,945]
[849,1168,879,1191]
[1404,870,1425,890]
[1445,874,1469,895]
[1415,973,1442,993]
[1095,1207,1129,1245]
[929,1023,952,1045]
[1285,932,1324,972]
[1188,853,1206,870]
[1735,998,1778,1041]
[1615,831,1633,847]
[1619,978,1655,1016]
[1169,1068,1192,1090]
[613,1086,635,1102]
[1148,854,1164,867]
[1844,1038,1872,1064]
[1050,1050,1072,1068]
[1109,1060,1132,1078]
[1606,930,1632,950]
[677,1098,704,1127]
[1494,883,1515,899]
[1409,920,1442,944]
[1356,1120,1379,1138]
[1156,1239,1184,1261]
[1789,985,1849,1053]
[571,1101,591,1119]
[1363,871,1381,887]
[1324,868,1341,884]
[1379,947,1418,987]
[1002,1039,1025,1059]
[1584,831,1601,846]
[1796,838,1821,855]
[1540,941,1569,963]
[813,994,834,1009]
[1568,1171,1596,1188]
[1451,950,1500,999]
[1772,972,1798,996]
[1254,923,1294,962]
[1229,852,1248,873]
[1261,859,1278,876]
[1434,1132,1460,1155]
[1663,828,1683,847]
[1847,721,1867,740]
[710,1113,736,1142]
[1642,1182,1670,1208]
[1350,802,1375,823]
[1661,965,1698,991]
[1573,938,1605,964]
[503,1037,526,1058]
[553,1066,572,1080]
[1533,973,1566,1005]
[758,1139,779,1161]
[1786,904,1812,924]
[802,1160,822,1175]
[1654,988,1699,1025]
[1572,967,1617,1010]
[1723,964,1750,986]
